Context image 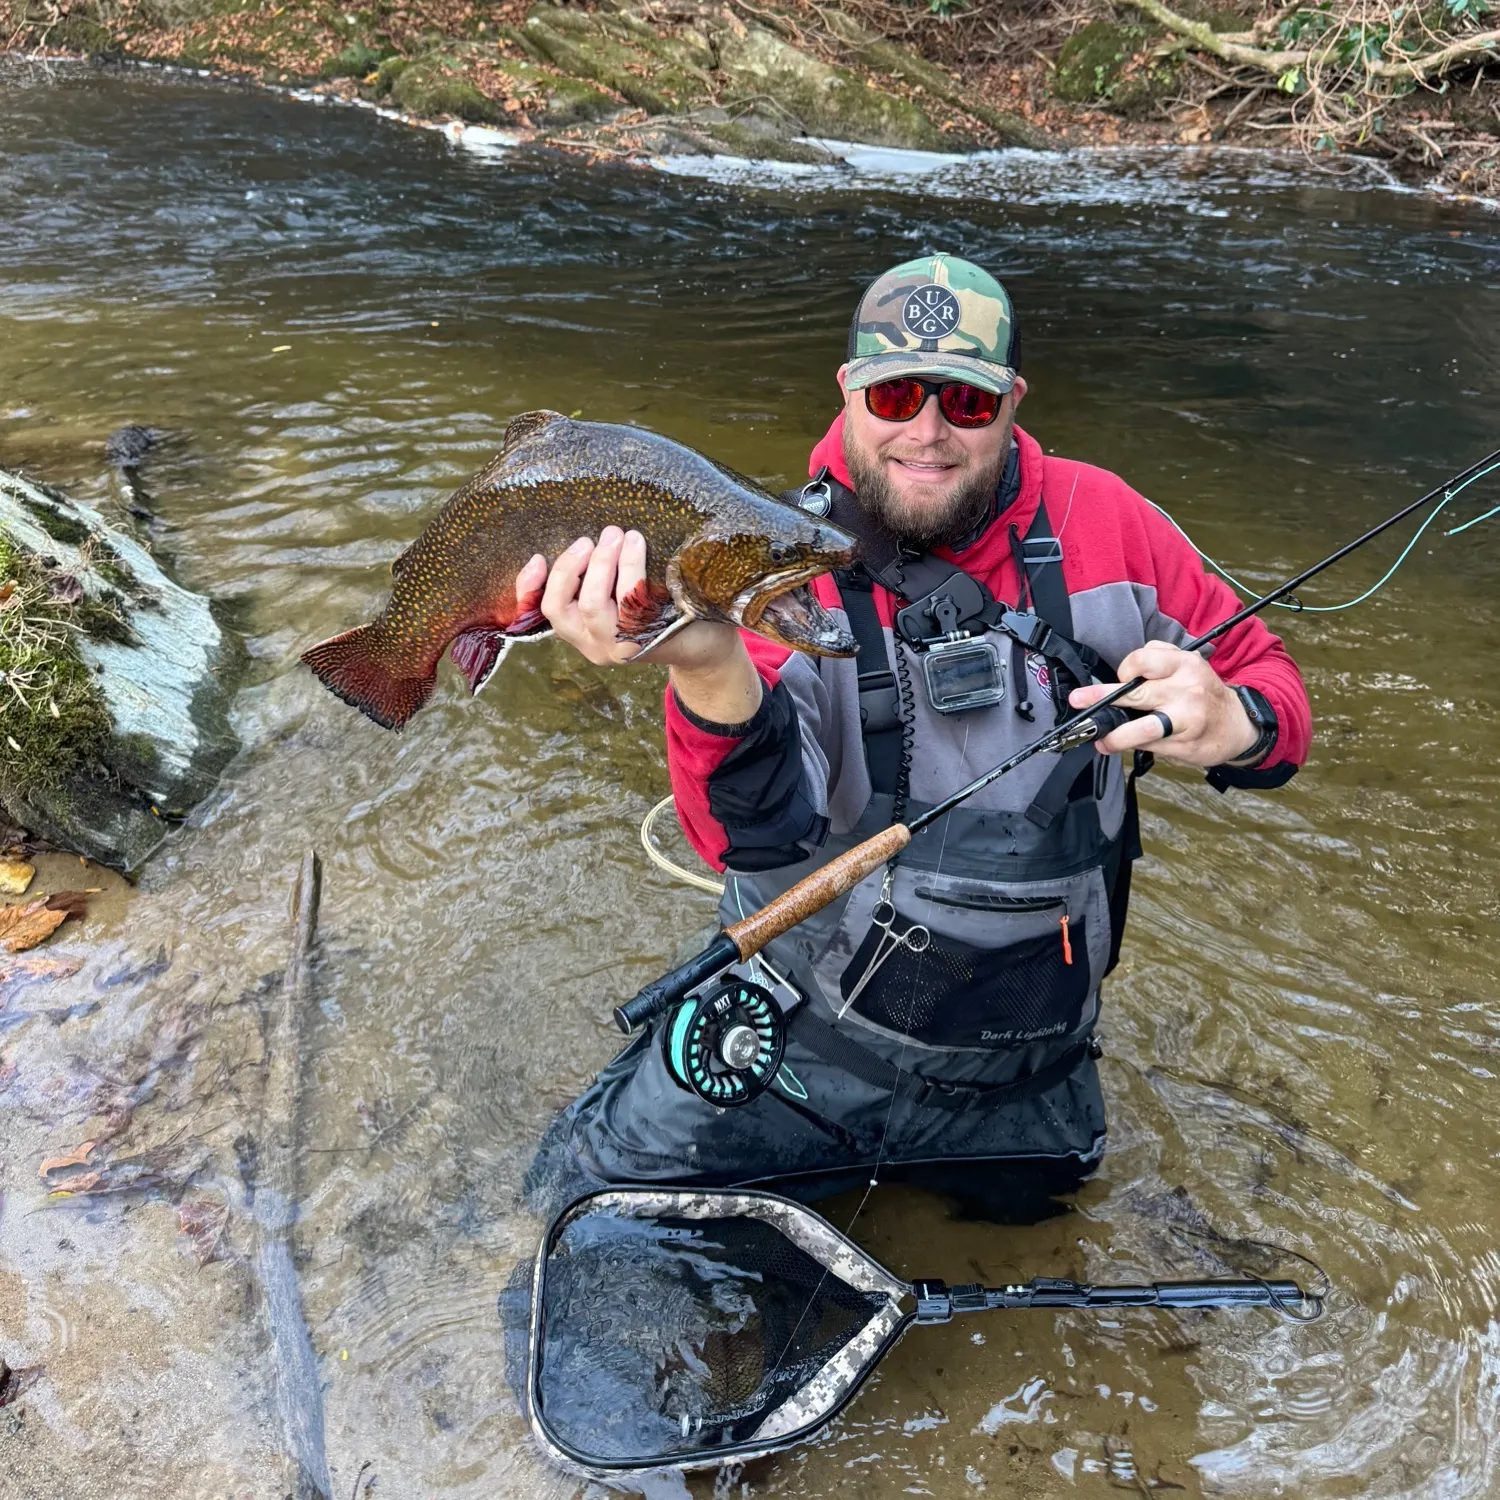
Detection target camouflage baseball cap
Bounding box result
[843,254,1019,395]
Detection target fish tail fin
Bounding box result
[300,624,435,730]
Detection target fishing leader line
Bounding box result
[1147,456,1500,613]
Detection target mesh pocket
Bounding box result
[838,913,1089,1050]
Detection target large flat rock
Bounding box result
[0,467,238,869]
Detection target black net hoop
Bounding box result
[525,1187,913,1477]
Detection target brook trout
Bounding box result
[301,410,858,730]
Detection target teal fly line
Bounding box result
[1146,458,1500,613]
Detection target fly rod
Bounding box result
[615,447,1500,1034]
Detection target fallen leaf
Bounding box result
[45,1169,103,1197]
[0,954,83,1003]
[0,583,12,604]
[0,1358,44,1409]
[38,1139,97,1178]
[0,901,67,954]
[43,891,89,921]
[177,1199,229,1265]
[0,861,34,896]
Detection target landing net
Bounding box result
[526,1189,909,1470]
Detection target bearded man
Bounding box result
[522,254,1311,1220]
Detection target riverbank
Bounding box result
[6,0,1497,203]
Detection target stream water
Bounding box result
[2,59,1499,1500]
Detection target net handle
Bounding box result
[911,1276,1322,1322]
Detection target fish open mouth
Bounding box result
[738,569,857,657]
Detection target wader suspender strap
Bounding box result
[840,573,905,798]
[838,494,1097,831]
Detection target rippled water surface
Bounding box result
[2,60,1500,1500]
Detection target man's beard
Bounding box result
[844,426,1009,551]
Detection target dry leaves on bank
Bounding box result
[0,891,89,953]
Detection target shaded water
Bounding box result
[2,59,1500,1500]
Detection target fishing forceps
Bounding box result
[836,868,931,1017]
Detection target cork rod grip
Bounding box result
[725,823,912,958]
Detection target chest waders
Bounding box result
[744,469,1144,1112]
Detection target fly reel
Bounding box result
[661,979,785,1108]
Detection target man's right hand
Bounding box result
[520,526,764,725]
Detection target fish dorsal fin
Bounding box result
[502,409,567,452]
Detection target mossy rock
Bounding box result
[322,42,385,80]
[820,13,1052,149]
[0,469,239,870]
[389,56,507,123]
[715,24,952,151]
[373,55,410,94]
[519,6,714,116]
[686,111,846,164]
[1053,20,1175,112]
[492,56,619,126]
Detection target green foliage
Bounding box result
[926,0,965,16]
[1276,0,1487,75]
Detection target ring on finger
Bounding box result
[1150,709,1174,740]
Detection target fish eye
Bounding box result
[770,543,791,564]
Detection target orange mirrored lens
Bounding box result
[865,378,1001,428]
[865,378,927,422]
[938,383,1001,428]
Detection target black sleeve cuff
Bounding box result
[672,683,775,739]
[1205,760,1300,794]
[706,679,829,871]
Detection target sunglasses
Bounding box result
[864,376,1003,429]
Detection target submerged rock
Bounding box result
[0,467,238,870]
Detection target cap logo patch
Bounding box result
[901,285,960,341]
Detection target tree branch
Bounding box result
[1131,0,1500,85]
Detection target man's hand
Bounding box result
[518,526,763,724]
[1067,641,1259,768]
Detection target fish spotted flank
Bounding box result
[300,410,858,730]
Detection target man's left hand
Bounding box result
[1067,641,1259,768]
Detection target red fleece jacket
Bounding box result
[666,418,1312,869]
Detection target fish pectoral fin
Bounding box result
[627,610,698,661]
[501,409,567,452]
[505,605,549,637]
[450,629,514,696]
[616,578,679,644]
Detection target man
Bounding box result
[521,254,1310,1219]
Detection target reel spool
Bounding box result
[661,979,785,1108]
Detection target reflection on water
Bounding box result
[1,60,1499,1500]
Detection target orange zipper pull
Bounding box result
[1059,914,1073,966]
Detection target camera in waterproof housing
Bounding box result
[922,634,1006,714]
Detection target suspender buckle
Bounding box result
[1022,536,1064,565]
